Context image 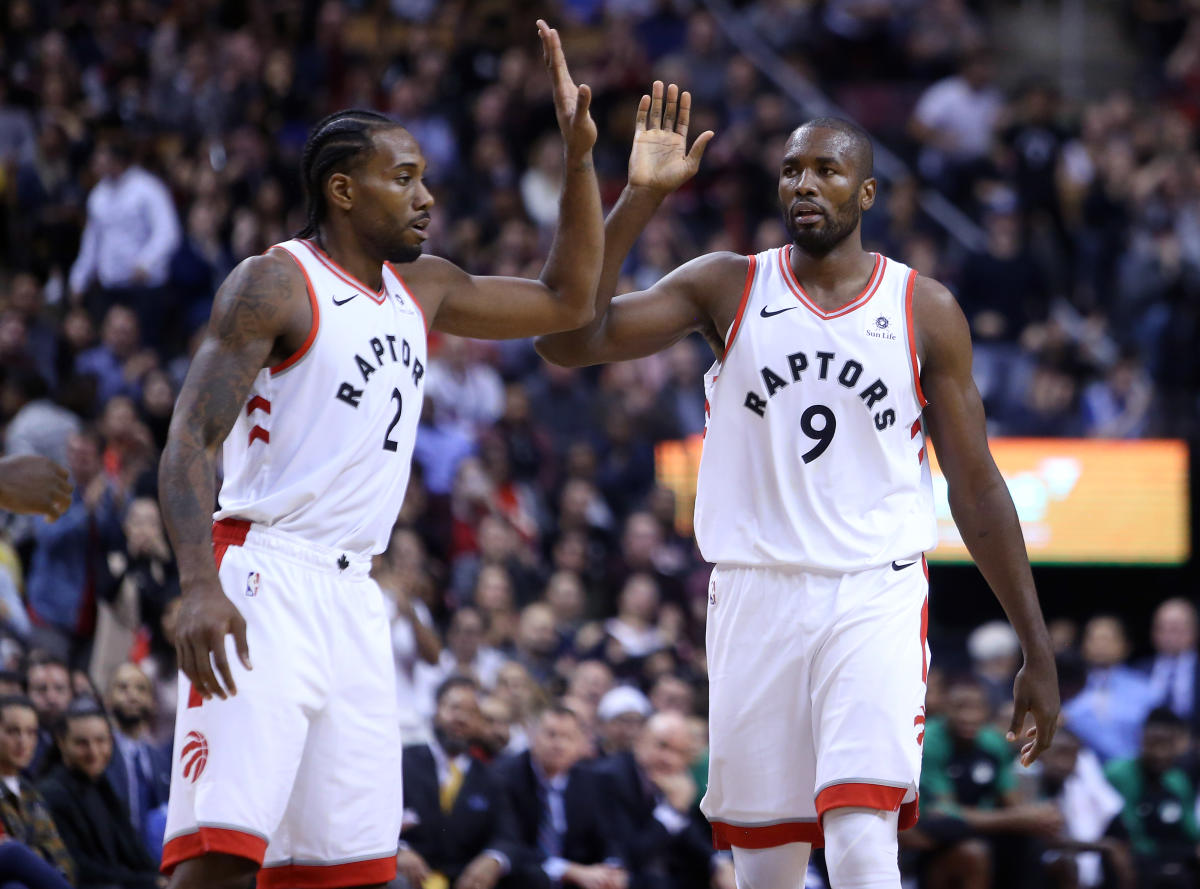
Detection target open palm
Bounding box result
[629,81,714,195]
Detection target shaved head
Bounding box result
[791,118,874,183]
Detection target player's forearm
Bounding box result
[538,149,603,326]
[949,477,1053,662]
[158,430,221,592]
[536,184,665,365]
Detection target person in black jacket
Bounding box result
[494,705,627,889]
[397,676,523,889]
[36,697,160,889]
[591,712,725,889]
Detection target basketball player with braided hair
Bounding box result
[158,22,599,889]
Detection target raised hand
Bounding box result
[629,80,714,197]
[538,19,596,161]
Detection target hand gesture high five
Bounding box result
[538,20,596,162]
[629,80,714,197]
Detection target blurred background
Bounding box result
[0,0,1197,887]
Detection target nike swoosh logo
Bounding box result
[892,560,919,571]
[332,293,357,306]
[760,305,797,318]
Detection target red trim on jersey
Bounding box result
[257,855,397,889]
[246,395,271,415]
[917,446,926,465]
[904,269,927,407]
[300,240,386,305]
[722,255,758,362]
[711,819,822,851]
[385,260,430,330]
[779,247,885,319]
[817,782,908,819]
[187,518,251,710]
[920,593,929,682]
[161,826,268,874]
[271,250,322,375]
[248,426,269,447]
[910,419,921,439]
[186,685,202,708]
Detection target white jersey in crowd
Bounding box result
[695,245,937,572]
[214,238,427,557]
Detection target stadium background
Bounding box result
[0,0,1197,886]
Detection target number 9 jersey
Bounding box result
[214,238,428,558]
[695,246,937,572]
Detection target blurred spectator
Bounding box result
[73,305,157,405]
[0,695,74,884]
[23,656,70,779]
[426,335,505,440]
[966,621,1021,713]
[416,607,507,716]
[513,603,562,687]
[495,705,628,889]
[67,132,180,338]
[479,694,519,760]
[591,711,715,889]
[2,367,80,467]
[1065,616,1155,762]
[103,663,170,860]
[1138,598,1199,733]
[37,697,159,889]
[596,686,652,757]
[397,677,522,889]
[26,429,125,668]
[1104,707,1200,888]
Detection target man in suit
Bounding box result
[592,711,729,889]
[104,662,171,859]
[494,705,627,889]
[1139,598,1198,733]
[397,676,523,889]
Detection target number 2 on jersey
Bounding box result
[800,404,835,463]
[383,388,403,452]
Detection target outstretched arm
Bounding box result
[159,252,304,700]
[916,276,1059,765]
[424,20,602,339]
[535,80,719,366]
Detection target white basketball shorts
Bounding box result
[162,520,402,887]
[701,559,930,850]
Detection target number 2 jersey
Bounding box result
[213,238,427,557]
[695,245,937,572]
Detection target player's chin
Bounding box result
[388,242,424,265]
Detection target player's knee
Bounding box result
[731,842,812,889]
[822,807,901,889]
[167,853,258,889]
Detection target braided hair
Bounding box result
[295,109,399,239]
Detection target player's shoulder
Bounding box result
[210,249,308,337]
[664,250,750,294]
[911,273,967,338]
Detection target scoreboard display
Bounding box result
[654,437,1190,565]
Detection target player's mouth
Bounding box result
[792,201,825,225]
[409,215,431,240]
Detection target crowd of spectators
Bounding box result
[0,0,1198,887]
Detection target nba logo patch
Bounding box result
[245,571,261,597]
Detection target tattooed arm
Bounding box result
[158,251,309,700]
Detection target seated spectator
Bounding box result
[37,697,159,889]
[22,656,71,778]
[495,706,627,889]
[397,676,522,889]
[1104,708,1200,888]
[493,661,545,754]
[0,696,74,883]
[513,603,562,686]
[596,686,652,757]
[966,620,1021,713]
[104,663,170,860]
[1138,598,1198,734]
[415,607,507,719]
[1065,616,1154,762]
[478,694,518,760]
[591,711,719,889]
[603,574,667,670]
[0,840,73,889]
[1036,729,1133,888]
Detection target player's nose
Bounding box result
[415,181,434,211]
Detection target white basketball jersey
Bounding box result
[214,238,427,557]
[694,245,937,571]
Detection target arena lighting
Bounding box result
[654,437,1190,565]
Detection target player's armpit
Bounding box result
[535,251,746,366]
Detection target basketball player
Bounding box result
[157,22,600,889]
[535,82,1060,889]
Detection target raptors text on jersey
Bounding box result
[695,246,937,571]
[214,239,427,557]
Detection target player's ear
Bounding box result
[327,172,354,213]
[859,177,877,211]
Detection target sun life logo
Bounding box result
[867,314,896,341]
[181,731,209,783]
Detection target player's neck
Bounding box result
[788,234,875,311]
[314,226,385,293]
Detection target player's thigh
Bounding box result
[703,565,819,826]
[168,852,259,889]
